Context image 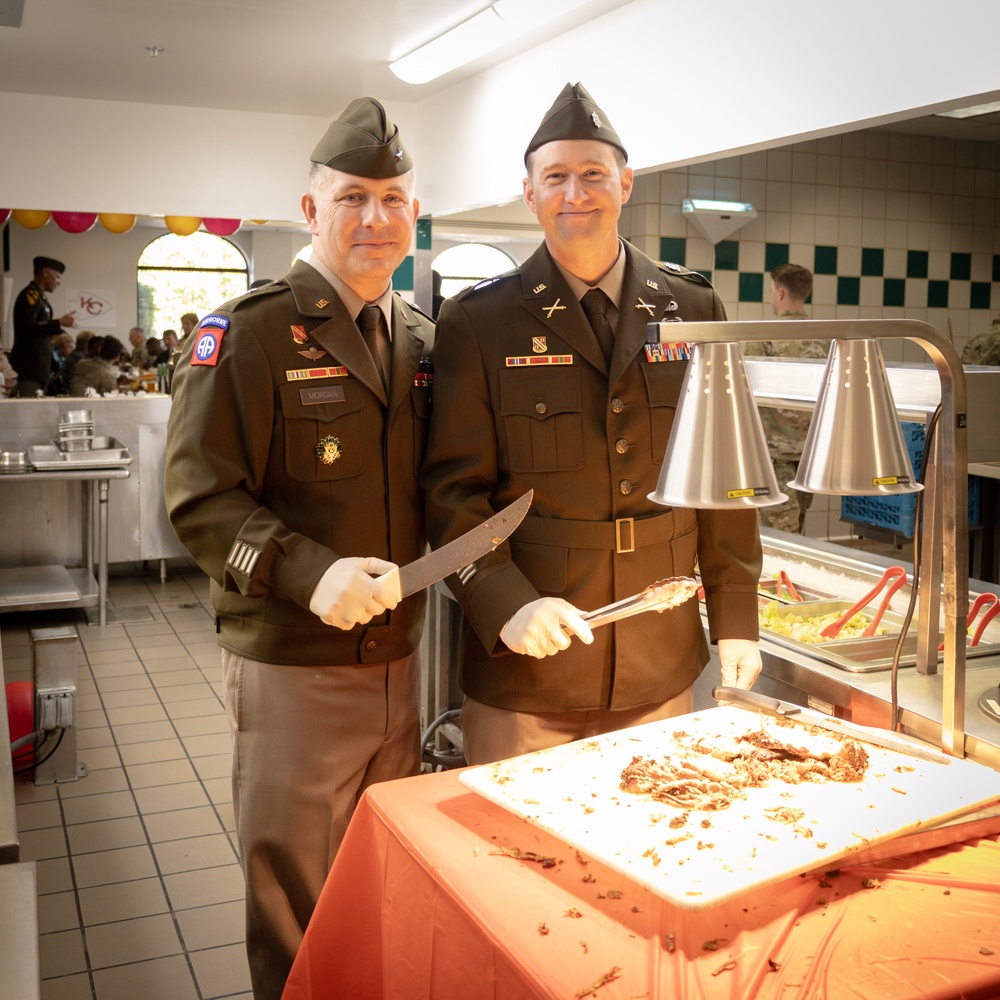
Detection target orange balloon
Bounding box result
[12,209,51,230]
[165,215,202,236]
[99,213,137,234]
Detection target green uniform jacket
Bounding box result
[11,280,62,386]
[165,260,435,666]
[422,241,761,713]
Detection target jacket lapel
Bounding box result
[387,297,429,409]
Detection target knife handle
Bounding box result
[712,685,791,717]
[374,566,403,605]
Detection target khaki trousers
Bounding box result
[461,685,694,765]
[221,649,421,1000]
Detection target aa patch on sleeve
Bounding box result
[190,315,231,367]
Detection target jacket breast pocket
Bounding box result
[279,381,366,482]
[642,362,687,462]
[499,368,583,473]
[411,385,432,476]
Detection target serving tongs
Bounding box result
[762,570,803,602]
[819,565,908,640]
[939,592,1000,651]
[580,576,698,630]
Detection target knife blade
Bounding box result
[712,685,951,765]
[379,490,533,600]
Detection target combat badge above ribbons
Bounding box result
[315,435,342,465]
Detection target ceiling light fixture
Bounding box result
[681,198,757,245]
[389,0,589,85]
[145,45,164,58]
[935,100,1000,119]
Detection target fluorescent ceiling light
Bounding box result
[936,100,1000,120]
[684,198,755,214]
[390,0,589,85]
[682,198,757,245]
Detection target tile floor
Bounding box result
[5,559,252,1000]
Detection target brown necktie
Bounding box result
[357,305,390,388]
[581,288,614,364]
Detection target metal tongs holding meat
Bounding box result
[578,576,699,630]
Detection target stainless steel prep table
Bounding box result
[0,465,130,626]
[754,529,1000,771]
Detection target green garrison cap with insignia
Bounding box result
[524,82,628,166]
[310,97,413,178]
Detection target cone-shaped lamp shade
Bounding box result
[788,339,922,495]
[649,342,787,509]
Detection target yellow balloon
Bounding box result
[12,209,51,230]
[165,215,202,236]
[99,213,137,234]
[250,219,270,225]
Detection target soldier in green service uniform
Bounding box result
[744,263,828,534]
[165,97,433,1000]
[422,83,763,766]
[11,256,76,397]
[962,316,1000,367]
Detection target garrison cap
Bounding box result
[33,256,65,273]
[524,82,628,165]
[310,97,413,178]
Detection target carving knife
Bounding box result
[712,685,951,765]
[379,490,533,600]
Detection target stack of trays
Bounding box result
[57,409,95,452]
[0,444,29,473]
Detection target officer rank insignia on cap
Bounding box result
[524,82,628,165]
[310,96,413,179]
[315,435,342,465]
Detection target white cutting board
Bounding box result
[458,706,1000,910]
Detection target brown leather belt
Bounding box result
[514,510,681,554]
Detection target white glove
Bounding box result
[500,598,593,658]
[308,557,400,630]
[718,638,762,689]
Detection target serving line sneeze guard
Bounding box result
[651,318,969,758]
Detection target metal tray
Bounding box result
[28,438,131,470]
[759,599,1000,672]
[757,576,833,604]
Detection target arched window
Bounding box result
[433,243,516,300]
[137,233,249,337]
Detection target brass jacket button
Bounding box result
[615,438,629,454]
[365,639,379,652]
[535,401,547,414]
[619,480,634,495]
[610,397,624,413]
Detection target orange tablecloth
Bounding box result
[282,769,1000,1000]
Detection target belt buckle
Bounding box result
[615,517,635,554]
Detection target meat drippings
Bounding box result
[620,725,869,811]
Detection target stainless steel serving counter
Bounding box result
[756,529,1000,772]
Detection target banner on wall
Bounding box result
[66,288,118,329]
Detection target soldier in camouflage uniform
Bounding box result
[744,264,828,533]
[962,317,1000,367]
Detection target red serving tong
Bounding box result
[820,566,909,640]
[938,592,1000,651]
[777,570,802,602]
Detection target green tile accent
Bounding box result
[950,252,971,281]
[659,237,686,266]
[993,255,1000,282]
[698,269,713,285]
[907,250,928,278]
[814,245,838,275]
[764,243,789,272]
[883,278,905,307]
[927,280,949,308]
[714,241,739,271]
[738,272,764,302]
[861,247,884,277]
[837,276,860,306]
[971,281,992,310]
[393,255,414,291]
[415,218,432,251]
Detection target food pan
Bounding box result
[0,444,29,473]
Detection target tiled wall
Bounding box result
[621,128,1000,540]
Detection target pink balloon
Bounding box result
[0,209,10,226]
[203,217,242,236]
[52,211,98,234]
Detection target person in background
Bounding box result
[127,326,151,369]
[744,263,827,534]
[60,330,93,388]
[164,96,433,1000]
[178,312,199,342]
[69,335,123,396]
[155,329,179,366]
[11,256,76,396]
[46,332,76,395]
[0,352,17,398]
[431,269,445,319]
[421,82,762,767]
[962,315,1000,366]
[146,336,163,362]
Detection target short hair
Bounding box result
[76,331,95,349]
[55,333,75,350]
[180,312,199,326]
[99,336,123,362]
[771,263,813,301]
[87,336,105,357]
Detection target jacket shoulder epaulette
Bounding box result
[453,267,520,302]
[657,260,711,286]
[229,280,288,312]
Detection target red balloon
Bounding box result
[202,217,242,236]
[52,211,98,234]
[0,209,10,226]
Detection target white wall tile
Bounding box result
[905,278,928,308]
[764,211,791,242]
[859,277,883,307]
[814,215,840,244]
[765,180,791,212]
[861,217,887,247]
[790,213,816,244]
[838,246,862,274]
[838,218,863,249]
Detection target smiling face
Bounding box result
[302,165,419,302]
[523,139,633,277]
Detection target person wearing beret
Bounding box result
[165,97,433,1000]
[421,83,763,766]
[10,255,76,397]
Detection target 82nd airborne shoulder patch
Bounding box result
[190,315,231,367]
